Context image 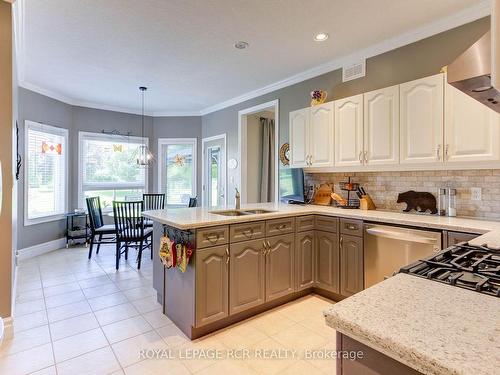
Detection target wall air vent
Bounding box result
[342,60,366,82]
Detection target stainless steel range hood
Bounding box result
[448,0,500,113]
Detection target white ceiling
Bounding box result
[16,0,489,116]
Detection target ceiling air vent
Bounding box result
[342,60,366,82]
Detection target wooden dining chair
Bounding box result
[188,196,197,207]
[86,197,117,260]
[143,193,165,228]
[112,200,153,270]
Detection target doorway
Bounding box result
[202,134,227,208]
[238,100,279,204]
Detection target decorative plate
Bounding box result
[279,143,290,166]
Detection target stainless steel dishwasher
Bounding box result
[364,223,442,288]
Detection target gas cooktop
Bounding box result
[400,243,500,297]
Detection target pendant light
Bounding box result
[136,86,154,167]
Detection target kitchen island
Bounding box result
[324,273,500,375]
[143,202,500,341]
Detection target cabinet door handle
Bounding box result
[445,144,449,160]
[436,144,441,160]
[205,233,220,244]
[340,235,343,247]
[225,247,230,264]
[243,228,254,238]
[265,240,271,255]
[364,151,368,164]
[277,224,287,230]
[358,151,363,164]
[262,241,268,254]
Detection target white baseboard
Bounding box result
[0,317,14,345]
[17,238,66,261]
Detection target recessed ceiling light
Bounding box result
[234,41,249,49]
[314,33,329,42]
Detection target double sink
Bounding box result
[210,209,276,216]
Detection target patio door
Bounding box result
[202,135,226,208]
[158,138,197,207]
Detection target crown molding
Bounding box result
[19,81,201,117]
[199,0,490,115]
[151,111,202,117]
[15,0,490,118]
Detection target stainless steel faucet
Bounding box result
[235,188,241,210]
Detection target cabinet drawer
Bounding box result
[266,217,295,237]
[340,219,363,237]
[230,221,266,243]
[315,216,338,233]
[296,215,315,232]
[196,226,229,248]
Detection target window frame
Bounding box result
[24,120,69,226]
[157,138,197,208]
[78,131,149,211]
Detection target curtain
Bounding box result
[260,117,275,202]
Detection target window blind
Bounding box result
[25,121,68,223]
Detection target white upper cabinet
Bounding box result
[310,102,334,167]
[400,73,444,165]
[289,108,310,168]
[363,85,400,165]
[445,83,500,163]
[334,94,364,167]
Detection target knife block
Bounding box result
[360,195,376,210]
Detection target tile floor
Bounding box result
[1,244,337,375]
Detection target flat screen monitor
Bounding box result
[280,168,305,204]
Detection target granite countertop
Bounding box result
[324,273,500,375]
[143,202,500,249]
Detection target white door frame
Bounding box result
[238,99,280,204]
[202,134,227,207]
[157,138,197,206]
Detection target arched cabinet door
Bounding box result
[295,231,315,291]
[364,85,400,165]
[315,230,340,293]
[445,83,500,163]
[265,234,295,301]
[229,239,265,315]
[310,102,334,167]
[400,73,444,165]
[289,108,310,168]
[334,94,364,167]
[195,245,228,327]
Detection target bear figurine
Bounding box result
[396,191,438,214]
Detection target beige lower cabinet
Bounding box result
[340,234,364,297]
[265,234,295,301]
[315,230,340,293]
[229,238,266,315]
[295,231,315,291]
[195,245,229,327]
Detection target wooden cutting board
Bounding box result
[314,183,333,205]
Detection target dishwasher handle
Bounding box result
[365,227,439,245]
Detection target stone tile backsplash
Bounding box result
[305,170,500,220]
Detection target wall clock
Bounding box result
[279,143,290,166]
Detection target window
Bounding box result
[25,121,68,225]
[158,138,197,207]
[79,132,148,210]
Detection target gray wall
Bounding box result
[70,106,154,210]
[202,17,490,204]
[18,88,74,249]
[17,88,201,249]
[152,116,203,199]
